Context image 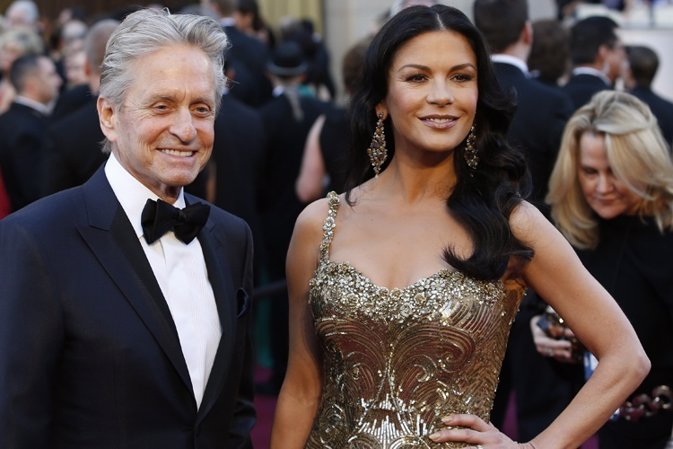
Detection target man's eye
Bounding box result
[194,106,213,116]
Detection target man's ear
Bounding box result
[596,44,610,67]
[522,21,533,46]
[97,96,117,142]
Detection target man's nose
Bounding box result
[170,108,197,142]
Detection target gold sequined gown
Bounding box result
[306,192,525,449]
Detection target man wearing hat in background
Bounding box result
[256,41,330,395]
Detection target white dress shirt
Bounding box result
[105,154,221,409]
[491,53,530,76]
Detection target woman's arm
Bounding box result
[269,200,327,448]
[296,115,327,203]
[431,202,649,449]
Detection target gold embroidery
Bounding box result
[305,192,524,449]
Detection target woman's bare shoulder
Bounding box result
[508,200,556,244]
[293,193,343,243]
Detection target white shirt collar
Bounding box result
[14,95,51,115]
[104,153,185,239]
[219,17,235,27]
[491,54,529,75]
[572,66,611,85]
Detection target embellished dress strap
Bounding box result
[319,191,340,263]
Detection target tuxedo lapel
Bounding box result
[194,216,237,419]
[76,169,193,394]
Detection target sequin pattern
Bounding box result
[306,192,525,449]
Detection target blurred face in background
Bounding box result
[603,39,626,84]
[577,131,640,219]
[34,56,62,104]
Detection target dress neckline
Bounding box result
[322,259,459,293]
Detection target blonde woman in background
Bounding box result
[539,90,673,449]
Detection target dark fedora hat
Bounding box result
[267,41,307,77]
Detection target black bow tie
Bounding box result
[141,198,210,244]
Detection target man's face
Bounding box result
[28,56,62,104]
[98,43,217,201]
[604,39,626,84]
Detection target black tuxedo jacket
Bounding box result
[0,101,50,211]
[561,72,611,110]
[630,86,673,147]
[0,168,255,449]
[257,93,330,273]
[493,62,574,210]
[224,25,272,107]
[211,94,266,274]
[42,97,108,195]
[50,84,93,122]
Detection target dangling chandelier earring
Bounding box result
[464,125,478,171]
[367,112,388,176]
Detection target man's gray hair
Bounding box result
[99,8,229,111]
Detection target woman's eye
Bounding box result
[405,74,427,82]
[452,73,473,82]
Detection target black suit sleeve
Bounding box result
[0,219,64,449]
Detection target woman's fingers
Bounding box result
[428,414,519,447]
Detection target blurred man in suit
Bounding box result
[562,16,624,109]
[257,41,330,394]
[0,9,255,448]
[42,19,119,195]
[625,45,673,148]
[474,0,577,441]
[474,0,573,213]
[0,53,61,211]
[204,0,272,106]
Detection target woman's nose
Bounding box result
[427,81,454,106]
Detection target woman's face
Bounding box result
[380,30,478,160]
[577,131,641,219]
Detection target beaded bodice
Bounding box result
[305,192,525,449]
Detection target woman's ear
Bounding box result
[375,104,387,120]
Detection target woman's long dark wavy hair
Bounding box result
[346,4,533,281]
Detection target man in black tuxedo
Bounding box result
[562,16,623,110]
[625,45,673,148]
[474,0,577,442]
[0,9,255,449]
[42,19,120,196]
[0,53,62,211]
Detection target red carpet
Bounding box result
[251,367,276,449]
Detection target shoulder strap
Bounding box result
[319,191,340,262]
